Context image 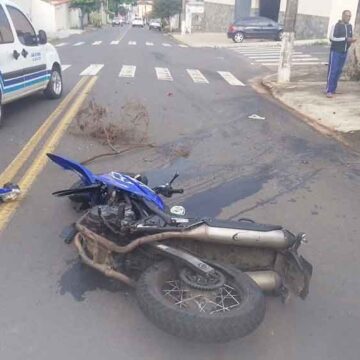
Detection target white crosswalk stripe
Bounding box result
[187,69,209,84]
[128,41,136,45]
[111,40,120,45]
[119,65,136,78]
[263,62,327,66]
[217,71,245,86]
[155,67,173,81]
[162,43,172,47]
[55,42,67,47]
[92,41,102,45]
[178,44,188,48]
[80,64,104,76]
[62,64,246,86]
[73,42,85,46]
[146,42,154,46]
[255,57,319,63]
[61,65,71,71]
[229,44,324,67]
[248,54,311,59]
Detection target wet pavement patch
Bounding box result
[182,166,273,218]
[58,261,128,302]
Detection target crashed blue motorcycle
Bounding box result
[48,153,312,343]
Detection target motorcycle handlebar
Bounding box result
[171,188,184,194]
[153,186,184,197]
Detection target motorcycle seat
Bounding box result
[203,219,282,232]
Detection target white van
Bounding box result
[0,0,62,125]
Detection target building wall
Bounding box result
[279,0,331,39]
[202,0,358,38]
[280,0,331,17]
[31,0,56,33]
[203,1,234,32]
[69,8,87,29]
[11,0,31,17]
[54,3,69,31]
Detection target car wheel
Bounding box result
[233,32,244,43]
[44,66,63,99]
[276,30,284,41]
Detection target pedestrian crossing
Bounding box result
[61,64,245,87]
[55,41,188,48]
[228,44,327,67]
[80,64,104,76]
[119,65,136,78]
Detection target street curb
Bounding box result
[251,76,360,155]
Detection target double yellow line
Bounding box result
[0,76,98,233]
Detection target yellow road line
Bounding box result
[0,76,98,233]
[0,77,88,185]
[117,25,130,42]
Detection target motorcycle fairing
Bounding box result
[47,154,165,210]
[47,153,96,185]
[97,173,165,210]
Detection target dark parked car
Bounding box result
[227,17,284,43]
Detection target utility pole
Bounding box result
[181,0,186,35]
[278,0,298,83]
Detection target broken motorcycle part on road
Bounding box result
[0,183,21,203]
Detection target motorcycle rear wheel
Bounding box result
[136,261,265,342]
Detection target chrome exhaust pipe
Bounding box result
[185,225,295,249]
[246,271,282,292]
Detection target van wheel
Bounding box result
[44,67,63,99]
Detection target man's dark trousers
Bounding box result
[326,50,347,94]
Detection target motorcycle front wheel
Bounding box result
[136,261,266,342]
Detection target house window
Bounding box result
[0,5,14,44]
[7,5,37,46]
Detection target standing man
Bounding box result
[326,10,357,98]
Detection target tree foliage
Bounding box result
[70,0,101,28]
[152,0,181,20]
[70,0,100,14]
[108,0,131,14]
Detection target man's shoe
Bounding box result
[326,92,333,98]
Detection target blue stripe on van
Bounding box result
[3,75,50,94]
[4,70,50,86]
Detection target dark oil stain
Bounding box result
[311,211,319,215]
[182,166,273,218]
[58,261,128,302]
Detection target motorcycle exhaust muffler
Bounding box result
[185,225,296,249]
[246,271,282,292]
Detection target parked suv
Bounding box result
[0,0,63,125]
[227,17,284,43]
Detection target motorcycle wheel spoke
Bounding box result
[162,280,242,315]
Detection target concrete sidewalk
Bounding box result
[171,32,328,48]
[48,29,84,41]
[261,71,360,152]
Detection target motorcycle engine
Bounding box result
[86,204,136,236]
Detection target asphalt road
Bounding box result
[0,26,360,360]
